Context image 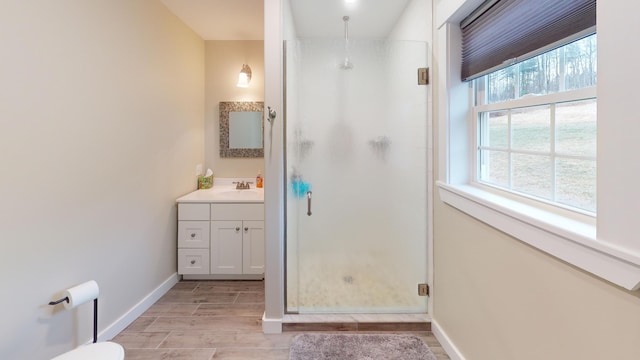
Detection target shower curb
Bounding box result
[282,314,431,332]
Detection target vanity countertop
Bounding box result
[176,178,264,203]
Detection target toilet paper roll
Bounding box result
[63,280,99,309]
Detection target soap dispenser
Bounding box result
[256,170,263,188]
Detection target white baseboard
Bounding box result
[183,274,263,280]
[99,273,179,341]
[432,319,466,360]
[262,312,282,334]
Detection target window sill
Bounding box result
[437,181,640,291]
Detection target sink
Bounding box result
[210,188,263,201]
[218,189,258,196]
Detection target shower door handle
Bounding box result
[307,191,312,216]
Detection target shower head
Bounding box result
[340,58,354,70]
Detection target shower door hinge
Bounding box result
[418,67,429,85]
[418,283,430,296]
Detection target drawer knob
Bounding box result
[190,260,196,265]
[190,233,196,238]
[236,227,240,231]
[244,227,249,232]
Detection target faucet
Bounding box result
[234,181,251,190]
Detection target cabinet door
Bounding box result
[211,221,243,274]
[242,220,265,274]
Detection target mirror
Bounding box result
[229,111,262,149]
[219,101,264,158]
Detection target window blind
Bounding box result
[460,0,596,81]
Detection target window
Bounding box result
[438,1,640,292]
[474,34,597,213]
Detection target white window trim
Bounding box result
[437,22,640,291]
[437,182,640,290]
[474,86,596,114]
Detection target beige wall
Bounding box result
[433,200,640,359]
[0,1,204,359]
[205,41,265,178]
[432,0,640,359]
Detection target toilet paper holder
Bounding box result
[49,287,99,344]
[48,297,70,305]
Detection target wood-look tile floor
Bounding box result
[113,280,450,359]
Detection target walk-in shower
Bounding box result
[285,0,429,314]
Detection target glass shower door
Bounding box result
[285,39,429,313]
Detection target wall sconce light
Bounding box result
[237,64,252,88]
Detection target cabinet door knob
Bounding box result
[244,227,249,232]
[190,233,196,238]
[190,260,196,265]
[236,227,240,231]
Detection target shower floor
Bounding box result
[287,253,426,313]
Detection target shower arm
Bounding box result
[343,16,350,42]
[340,15,353,69]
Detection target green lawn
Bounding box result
[481,101,596,212]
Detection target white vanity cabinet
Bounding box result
[210,204,265,275]
[177,200,264,279]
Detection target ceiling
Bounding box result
[160,0,411,40]
[290,0,410,38]
[160,0,264,40]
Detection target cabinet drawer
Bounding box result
[211,203,264,221]
[178,221,210,248]
[178,249,210,274]
[178,203,210,221]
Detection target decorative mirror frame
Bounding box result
[219,101,264,158]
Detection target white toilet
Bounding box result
[51,342,124,360]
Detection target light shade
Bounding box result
[237,64,252,88]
